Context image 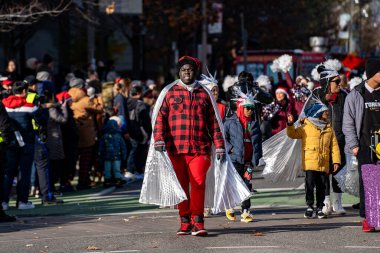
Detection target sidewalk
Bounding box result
[5,180,359,218]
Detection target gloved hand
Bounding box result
[216,153,225,161]
[154,145,166,152]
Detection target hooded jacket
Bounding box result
[224,113,262,166]
[98,120,126,161]
[68,87,103,148]
[2,95,39,144]
[287,118,341,173]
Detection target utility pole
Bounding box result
[201,0,207,73]
[240,12,247,71]
[87,0,95,70]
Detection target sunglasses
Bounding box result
[244,107,254,111]
[330,78,341,85]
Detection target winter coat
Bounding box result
[127,97,152,143]
[312,87,347,147]
[45,104,68,160]
[99,120,127,161]
[287,119,341,173]
[68,87,102,148]
[342,82,366,155]
[2,95,39,144]
[153,81,224,154]
[224,114,262,166]
[0,101,13,145]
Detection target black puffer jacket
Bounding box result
[312,87,347,167]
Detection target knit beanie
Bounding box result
[177,56,201,73]
[365,58,380,80]
[305,103,328,118]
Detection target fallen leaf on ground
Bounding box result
[44,246,49,248]
[123,219,129,222]
[86,245,100,250]
[97,217,102,221]
[253,232,265,236]
[39,250,46,253]
[57,226,63,229]
[26,244,34,247]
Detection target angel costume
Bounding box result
[139,56,250,235]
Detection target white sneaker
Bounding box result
[258,158,266,167]
[124,172,136,180]
[332,193,346,215]
[322,198,332,216]
[18,201,35,210]
[2,202,9,211]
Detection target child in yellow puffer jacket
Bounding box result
[287,102,341,219]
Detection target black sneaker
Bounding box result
[42,197,64,205]
[352,203,360,210]
[103,179,113,188]
[177,216,192,235]
[191,216,208,236]
[304,207,315,219]
[317,208,327,219]
[115,178,127,187]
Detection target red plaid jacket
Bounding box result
[154,82,225,154]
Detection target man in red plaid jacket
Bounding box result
[153,56,225,236]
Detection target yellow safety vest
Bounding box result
[26,92,37,104]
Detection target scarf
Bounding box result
[178,80,198,92]
[308,117,328,130]
[236,102,251,131]
[325,93,338,104]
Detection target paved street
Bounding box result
[1,175,378,253]
[1,206,379,253]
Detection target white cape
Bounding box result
[262,94,318,182]
[139,80,251,214]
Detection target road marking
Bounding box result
[82,251,140,253]
[206,246,280,249]
[0,232,162,243]
[345,246,380,249]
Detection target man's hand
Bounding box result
[216,153,225,161]
[287,114,294,125]
[154,145,166,152]
[352,147,359,156]
[333,163,340,172]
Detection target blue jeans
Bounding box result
[3,143,34,203]
[104,160,122,179]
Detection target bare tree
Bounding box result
[0,0,72,32]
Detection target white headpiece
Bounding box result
[324,59,343,72]
[256,75,272,92]
[235,90,259,107]
[348,77,363,90]
[199,68,218,91]
[222,75,238,92]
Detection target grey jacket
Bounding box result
[342,82,365,155]
[46,104,68,160]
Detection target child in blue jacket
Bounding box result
[224,97,262,223]
[99,119,127,187]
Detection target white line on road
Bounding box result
[345,246,380,249]
[82,251,140,253]
[206,246,280,249]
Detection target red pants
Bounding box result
[169,153,211,218]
